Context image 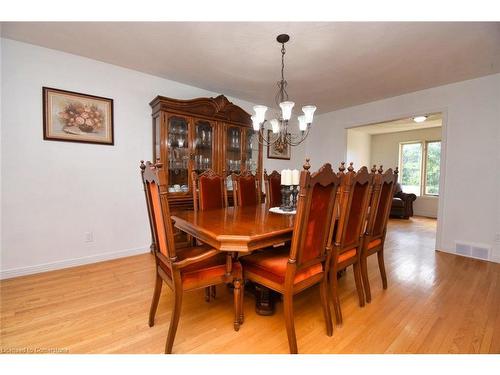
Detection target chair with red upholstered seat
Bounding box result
[231,170,261,207]
[329,162,373,326]
[142,161,243,354]
[192,169,228,212]
[241,159,341,354]
[192,169,231,302]
[360,165,397,303]
[264,169,282,207]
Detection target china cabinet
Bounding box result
[150,94,263,213]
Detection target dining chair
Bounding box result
[264,169,282,207]
[241,159,341,354]
[141,161,243,354]
[140,160,157,254]
[192,169,228,212]
[360,165,397,303]
[231,170,261,207]
[192,169,228,301]
[329,162,373,326]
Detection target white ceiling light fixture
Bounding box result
[413,116,428,123]
[252,34,316,152]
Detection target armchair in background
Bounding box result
[390,167,417,219]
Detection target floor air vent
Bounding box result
[471,246,490,260]
[455,242,491,260]
[455,242,471,256]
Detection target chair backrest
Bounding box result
[231,170,261,207]
[334,163,373,250]
[366,165,397,238]
[264,169,282,207]
[140,160,156,250]
[288,159,342,269]
[192,169,227,211]
[141,161,177,261]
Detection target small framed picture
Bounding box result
[267,130,291,160]
[43,87,114,145]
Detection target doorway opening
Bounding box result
[346,112,444,251]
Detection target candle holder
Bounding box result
[280,185,294,212]
[280,185,288,210]
[291,185,299,209]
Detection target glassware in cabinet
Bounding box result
[244,128,259,174]
[193,120,214,173]
[167,116,189,193]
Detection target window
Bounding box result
[399,140,441,196]
[424,141,441,195]
[400,142,422,195]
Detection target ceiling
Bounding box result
[350,113,442,135]
[2,22,500,113]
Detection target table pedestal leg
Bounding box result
[254,284,276,316]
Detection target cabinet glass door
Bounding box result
[193,120,214,173]
[244,128,259,174]
[225,126,242,191]
[226,126,243,174]
[153,115,161,163]
[167,116,190,194]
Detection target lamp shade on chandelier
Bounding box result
[252,34,316,151]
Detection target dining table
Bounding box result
[171,203,295,315]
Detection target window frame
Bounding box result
[398,140,441,197]
[398,141,424,197]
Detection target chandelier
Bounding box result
[251,34,316,152]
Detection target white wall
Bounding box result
[370,127,442,218]
[0,29,3,269]
[346,129,371,168]
[305,73,500,263]
[0,38,304,278]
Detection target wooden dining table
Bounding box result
[171,203,295,314]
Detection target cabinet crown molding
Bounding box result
[150,94,251,126]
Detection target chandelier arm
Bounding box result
[256,129,273,146]
[287,126,310,141]
[254,124,280,147]
[286,126,311,147]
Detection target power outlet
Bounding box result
[495,233,500,243]
[84,232,94,243]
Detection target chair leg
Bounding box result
[149,274,163,327]
[205,287,211,302]
[329,266,343,326]
[377,249,388,289]
[353,261,365,307]
[239,280,245,325]
[233,279,242,331]
[360,254,372,303]
[283,291,298,354]
[320,278,333,336]
[164,289,183,354]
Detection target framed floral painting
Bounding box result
[43,87,114,145]
[266,130,291,160]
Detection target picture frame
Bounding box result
[43,87,114,145]
[266,130,291,160]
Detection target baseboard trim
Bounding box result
[413,210,438,219]
[436,248,500,264]
[0,246,150,280]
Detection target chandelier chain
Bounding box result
[276,42,289,106]
[281,43,286,83]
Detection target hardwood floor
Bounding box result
[1,217,499,354]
